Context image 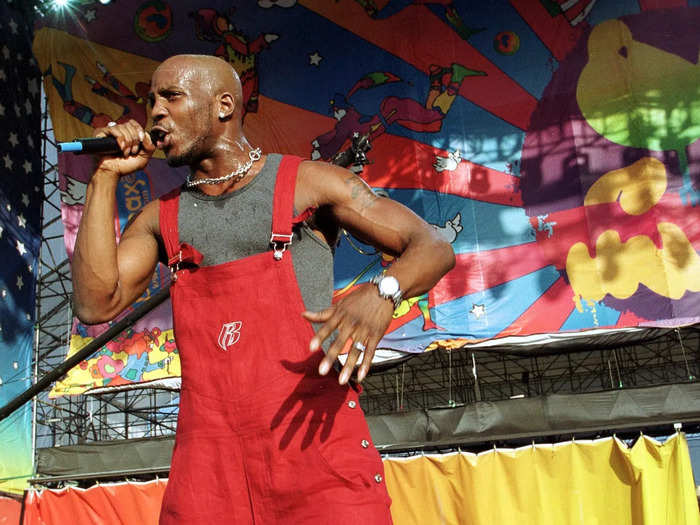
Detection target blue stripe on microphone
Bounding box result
[57,141,83,152]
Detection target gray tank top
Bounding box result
[177,154,334,321]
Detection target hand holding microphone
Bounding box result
[61,119,157,178]
[58,122,160,155]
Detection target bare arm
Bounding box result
[72,120,160,324]
[298,161,455,383]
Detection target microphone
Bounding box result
[57,131,158,155]
[57,136,121,155]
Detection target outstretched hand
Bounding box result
[303,284,394,385]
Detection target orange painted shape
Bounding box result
[616,309,652,327]
[246,94,522,206]
[432,241,551,305]
[243,95,334,157]
[362,135,522,206]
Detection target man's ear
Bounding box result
[218,92,235,121]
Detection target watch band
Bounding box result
[369,274,403,310]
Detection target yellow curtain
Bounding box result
[383,433,700,525]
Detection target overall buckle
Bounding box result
[270,233,293,260]
[168,250,183,281]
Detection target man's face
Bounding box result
[149,61,214,167]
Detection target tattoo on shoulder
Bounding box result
[344,175,379,211]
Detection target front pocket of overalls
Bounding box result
[311,404,389,504]
[315,441,383,492]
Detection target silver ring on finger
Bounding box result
[353,341,366,352]
[107,121,117,127]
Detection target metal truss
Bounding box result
[31,93,700,451]
[359,326,700,415]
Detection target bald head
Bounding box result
[154,54,243,113]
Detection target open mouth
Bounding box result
[149,128,170,149]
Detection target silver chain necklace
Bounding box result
[186,147,262,187]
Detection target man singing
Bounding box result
[72,54,454,524]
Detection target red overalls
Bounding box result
[158,156,393,524]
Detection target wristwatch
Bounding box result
[369,274,403,310]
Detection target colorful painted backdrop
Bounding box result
[33,0,700,394]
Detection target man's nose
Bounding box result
[151,100,166,120]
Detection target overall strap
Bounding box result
[160,188,203,274]
[159,188,181,264]
[270,155,307,260]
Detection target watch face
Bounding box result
[379,276,399,295]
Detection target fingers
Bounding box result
[356,335,381,383]
[318,336,351,377]
[302,308,333,323]
[303,307,336,352]
[320,329,373,385]
[338,343,362,385]
[95,119,150,158]
[306,288,392,384]
[141,125,156,153]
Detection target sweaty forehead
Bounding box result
[150,56,234,98]
[151,61,199,90]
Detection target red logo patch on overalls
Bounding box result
[218,321,242,351]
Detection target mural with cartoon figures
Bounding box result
[32,0,700,394]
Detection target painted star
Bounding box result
[84,9,97,22]
[2,46,9,60]
[309,52,322,67]
[23,160,32,174]
[17,214,26,228]
[0,224,3,238]
[24,98,32,115]
[0,69,5,81]
[8,132,18,147]
[5,203,11,212]
[27,77,38,97]
[1,289,6,299]
[22,194,29,207]
[3,154,12,170]
[14,103,21,117]
[470,303,486,319]
[27,263,33,273]
[27,136,34,149]
[16,275,23,290]
[0,102,5,116]
[8,19,18,35]
[16,240,26,256]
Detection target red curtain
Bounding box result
[23,481,167,525]
[0,496,21,525]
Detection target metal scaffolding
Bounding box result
[32,95,180,450]
[360,327,700,415]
